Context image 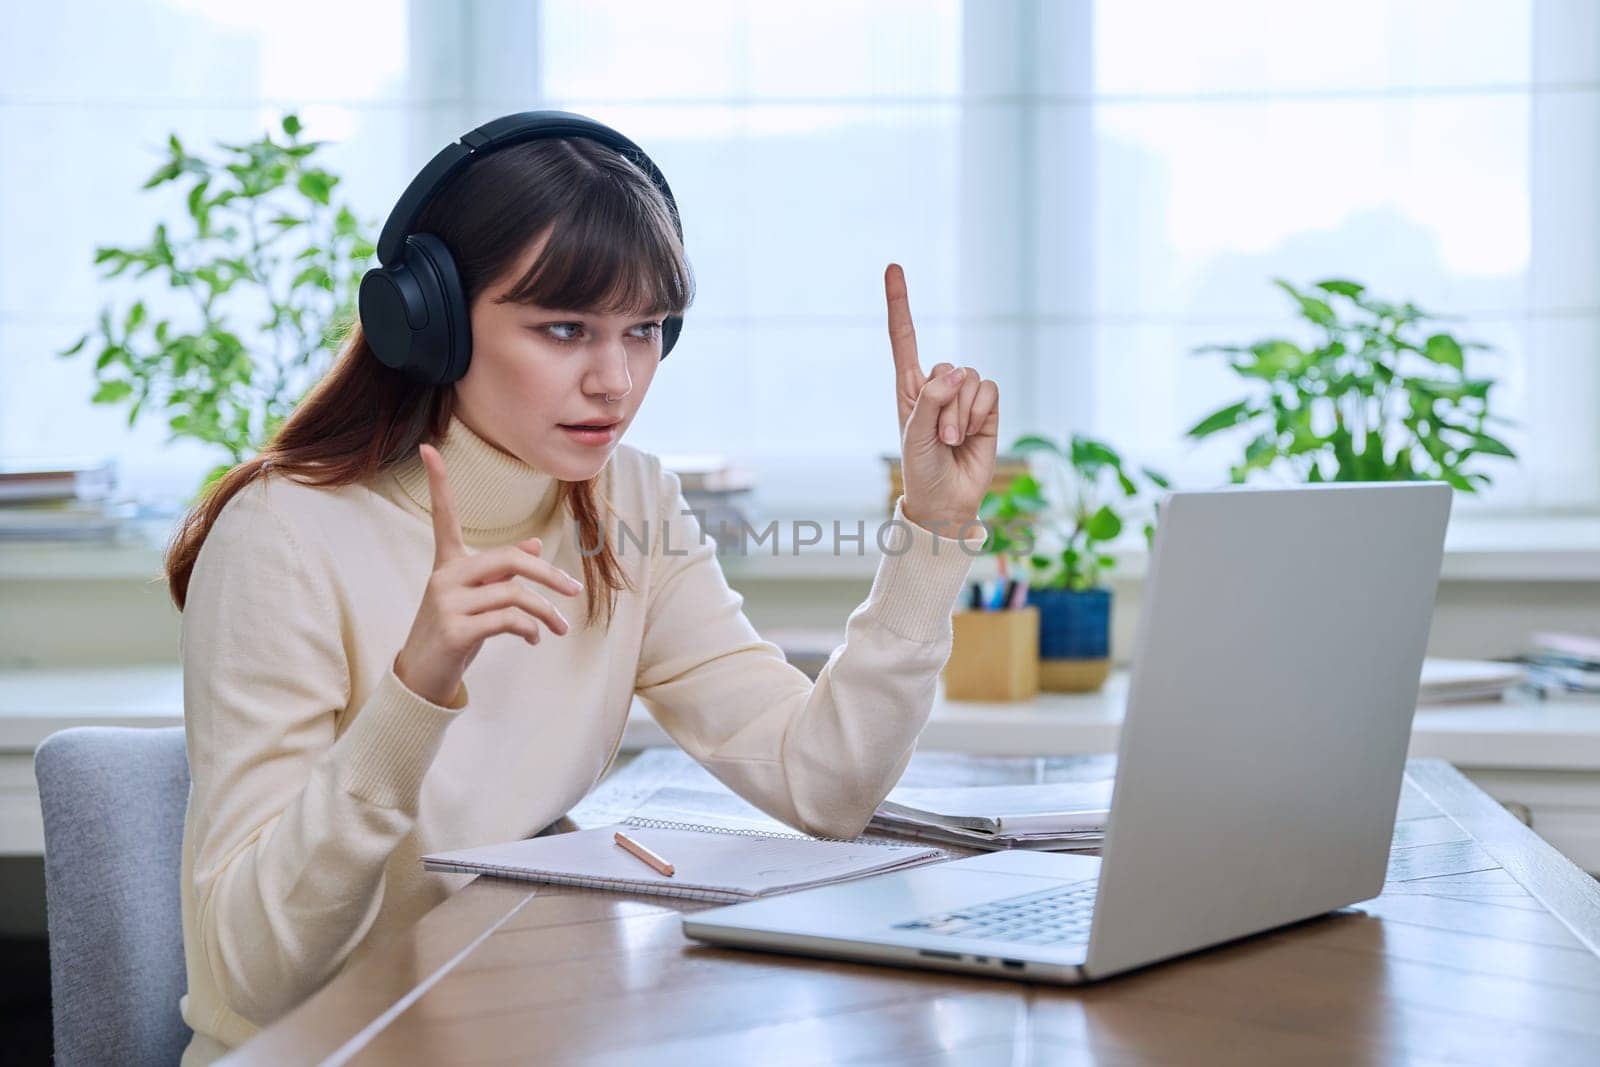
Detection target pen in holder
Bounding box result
[942,606,1040,702]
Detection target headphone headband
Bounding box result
[360,110,686,385]
[375,110,682,266]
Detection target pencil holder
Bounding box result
[943,607,1040,702]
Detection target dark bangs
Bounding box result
[500,148,693,318]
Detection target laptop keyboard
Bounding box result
[891,878,1098,946]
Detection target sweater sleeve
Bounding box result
[181,481,468,1026]
[634,466,986,839]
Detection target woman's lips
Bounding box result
[560,423,617,446]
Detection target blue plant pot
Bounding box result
[1026,587,1113,692]
[1027,587,1111,658]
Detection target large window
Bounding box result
[2,1,1595,522]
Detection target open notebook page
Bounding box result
[423,822,944,902]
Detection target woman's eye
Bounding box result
[537,321,661,343]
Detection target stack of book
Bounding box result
[869,781,1113,852]
[661,454,756,553]
[1515,632,1600,698]
[0,457,133,541]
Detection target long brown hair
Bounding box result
[164,136,695,625]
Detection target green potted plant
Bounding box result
[1186,278,1518,490]
[981,434,1169,693]
[58,114,376,500]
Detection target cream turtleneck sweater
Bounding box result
[177,415,984,1064]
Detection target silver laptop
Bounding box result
[683,482,1453,983]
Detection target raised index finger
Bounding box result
[419,444,467,566]
[884,263,924,380]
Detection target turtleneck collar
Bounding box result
[389,414,567,548]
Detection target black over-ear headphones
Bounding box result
[358,110,685,386]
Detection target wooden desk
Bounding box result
[229,749,1600,1065]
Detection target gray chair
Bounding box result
[35,726,192,1067]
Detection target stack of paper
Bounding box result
[1416,658,1528,704]
[870,781,1113,852]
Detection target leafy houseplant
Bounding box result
[1186,278,1517,492]
[59,114,376,498]
[979,434,1169,693]
[984,434,1169,590]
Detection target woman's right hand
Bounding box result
[393,443,584,707]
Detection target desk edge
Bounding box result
[1408,758,1600,955]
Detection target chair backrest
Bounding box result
[35,726,192,1067]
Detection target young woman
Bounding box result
[166,113,999,1064]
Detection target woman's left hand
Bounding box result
[884,262,999,537]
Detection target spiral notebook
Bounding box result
[421,817,947,903]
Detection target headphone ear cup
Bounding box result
[357,234,471,385]
[405,233,473,384]
[358,259,431,379]
[660,314,683,360]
